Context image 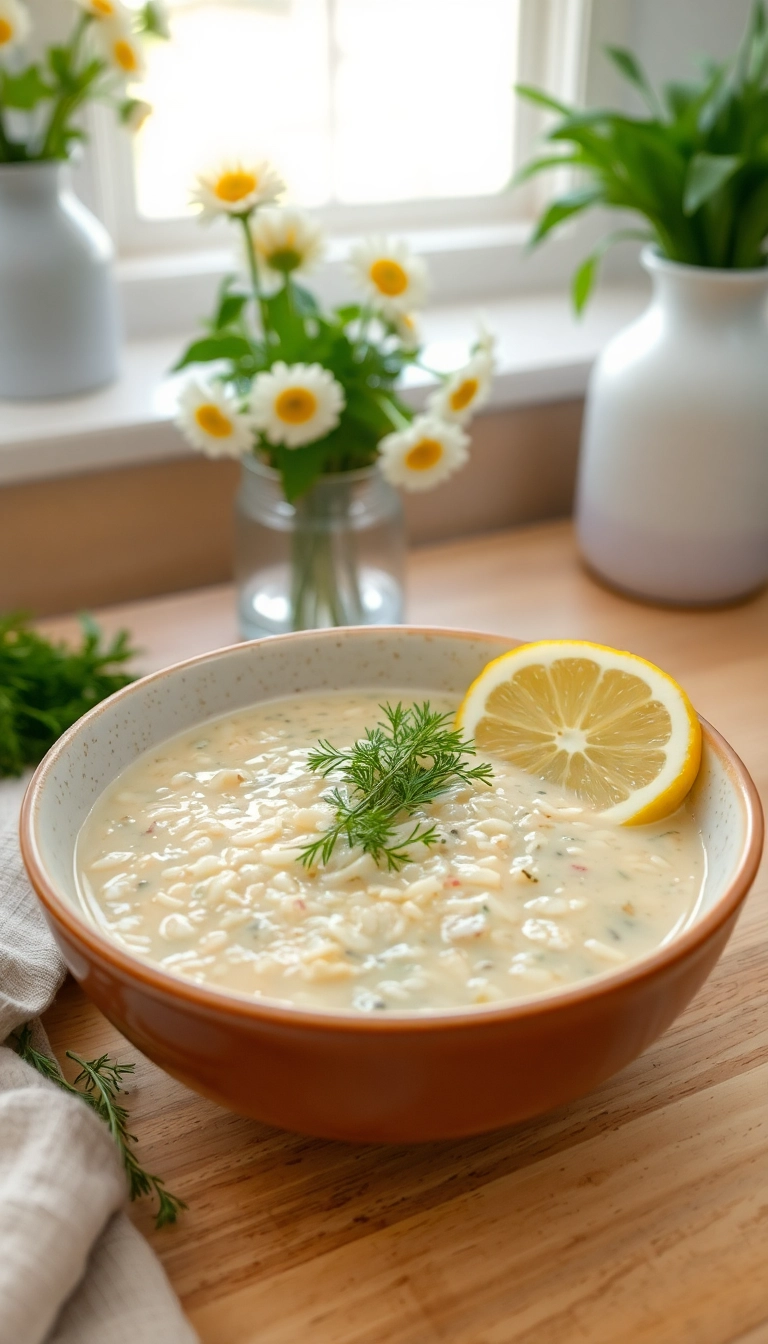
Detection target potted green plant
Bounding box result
[173,162,495,636]
[0,0,167,398]
[515,1,768,605]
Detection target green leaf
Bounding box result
[729,175,768,265]
[273,442,329,502]
[570,228,653,315]
[604,46,662,117]
[139,2,171,39]
[683,152,742,214]
[335,305,368,331]
[214,292,249,330]
[48,46,74,88]
[514,84,571,116]
[509,153,583,187]
[528,187,603,246]
[263,285,308,362]
[736,0,767,85]
[172,334,256,372]
[571,253,599,315]
[290,283,319,316]
[1,65,53,111]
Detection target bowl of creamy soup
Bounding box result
[20,628,763,1141]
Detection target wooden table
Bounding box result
[41,520,768,1344]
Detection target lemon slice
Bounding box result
[457,640,701,825]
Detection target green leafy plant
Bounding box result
[12,1026,186,1229]
[0,1,167,164]
[515,0,768,311]
[298,701,494,872]
[0,613,136,777]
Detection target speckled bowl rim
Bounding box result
[19,626,765,1034]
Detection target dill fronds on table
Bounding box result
[0,612,136,777]
[12,1026,187,1230]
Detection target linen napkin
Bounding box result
[0,777,198,1344]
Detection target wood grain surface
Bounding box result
[41,520,768,1344]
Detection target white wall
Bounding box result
[588,0,756,104]
[628,0,754,84]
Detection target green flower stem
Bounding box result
[289,480,365,630]
[354,303,374,360]
[38,14,91,159]
[239,212,272,346]
[375,391,411,432]
[0,110,11,161]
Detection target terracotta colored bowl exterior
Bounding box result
[20,628,764,1142]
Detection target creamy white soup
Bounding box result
[75,691,705,1012]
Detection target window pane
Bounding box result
[133,0,519,220]
[332,0,519,203]
[134,0,332,220]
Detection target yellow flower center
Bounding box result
[195,404,233,438]
[449,377,479,413]
[113,38,139,72]
[370,258,408,297]
[405,438,443,472]
[0,18,14,44]
[275,387,318,424]
[215,171,257,204]
[92,0,115,14]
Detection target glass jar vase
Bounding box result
[235,457,406,639]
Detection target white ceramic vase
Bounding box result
[576,247,768,605]
[0,161,120,399]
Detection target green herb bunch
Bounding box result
[515,0,768,311]
[0,1,167,164]
[298,702,494,872]
[12,1026,186,1229]
[0,613,135,777]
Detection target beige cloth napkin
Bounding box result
[0,777,198,1344]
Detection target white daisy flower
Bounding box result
[348,236,428,315]
[249,207,325,288]
[249,362,345,449]
[427,351,494,425]
[94,19,147,79]
[378,415,469,492]
[0,0,30,60]
[176,379,253,459]
[192,161,285,221]
[76,0,131,19]
[121,98,153,133]
[391,311,421,350]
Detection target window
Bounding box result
[133,0,520,220]
[92,0,592,256]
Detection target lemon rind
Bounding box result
[456,639,701,826]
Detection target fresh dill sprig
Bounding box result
[298,701,494,873]
[0,613,136,777]
[12,1025,186,1230]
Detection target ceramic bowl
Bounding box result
[20,628,764,1142]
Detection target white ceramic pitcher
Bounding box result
[576,247,768,605]
[0,160,120,399]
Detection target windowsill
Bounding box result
[0,285,648,486]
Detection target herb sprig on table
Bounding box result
[298,702,494,872]
[0,613,136,777]
[12,1026,187,1230]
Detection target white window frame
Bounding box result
[81,0,595,337]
